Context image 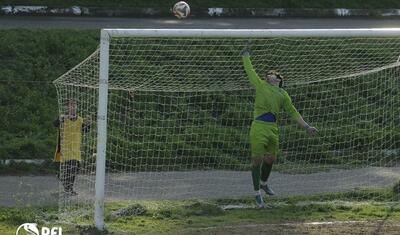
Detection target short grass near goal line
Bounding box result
[1,186,399,235]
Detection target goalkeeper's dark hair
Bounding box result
[266,70,284,88]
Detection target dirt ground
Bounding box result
[2,166,399,206]
[179,221,400,235]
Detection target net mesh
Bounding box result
[53,36,400,223]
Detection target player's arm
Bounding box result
[53,115,65,128]
[282,91,317,135]
[295,116,317,135]
[242,48,262,87]
[82,115,93,133]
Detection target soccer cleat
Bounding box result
[260,184,275,196]
[255,194,265,208]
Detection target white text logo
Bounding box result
[16,223,62,235]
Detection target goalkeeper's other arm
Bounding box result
[296,116,318,135]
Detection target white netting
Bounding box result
[53,34,400,223]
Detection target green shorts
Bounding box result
[249,121,279,158]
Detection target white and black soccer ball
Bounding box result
[173,1,190,19]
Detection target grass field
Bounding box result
[1,29,400,234]
[1,187,399,234]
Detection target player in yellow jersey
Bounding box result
[242,47,318,208]
[54,99,92,195]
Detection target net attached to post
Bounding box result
[53,32,400,226]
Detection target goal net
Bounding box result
[53,29,400,228]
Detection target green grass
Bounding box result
[0,187,399,234]
[1,0,400,9]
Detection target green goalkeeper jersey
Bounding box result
[243,55,301,123]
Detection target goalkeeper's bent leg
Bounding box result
[251,159,266,208]
[261,156,275,182]
[260,156,276,196]
[251,158,263,192]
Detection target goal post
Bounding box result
[53,29,400,231]
[102,28,400,37]
[94,29,110,231]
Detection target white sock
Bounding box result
[254,190,261,196]
[260,180,267,186]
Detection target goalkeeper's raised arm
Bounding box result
[242,47,262,87]
[242,46,317,208]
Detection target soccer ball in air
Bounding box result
[173,1,190,19]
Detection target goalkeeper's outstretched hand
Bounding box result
[306,126,318,136]
[242,46,252,57]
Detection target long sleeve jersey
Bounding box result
[243,55,301,123]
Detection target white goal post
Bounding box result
[81,28,400,230]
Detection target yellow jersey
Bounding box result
[54,116,83,162]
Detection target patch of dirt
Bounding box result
[179,221,400,235]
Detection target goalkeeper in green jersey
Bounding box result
[242,47,317,208]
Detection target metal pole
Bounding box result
[103,28,400,38]
[94,29,110,231]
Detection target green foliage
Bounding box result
[111,204,148,218]
[1,29,400,174]
[0,29,99,162]
[0,208,36,225]
[0,206,57,225]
